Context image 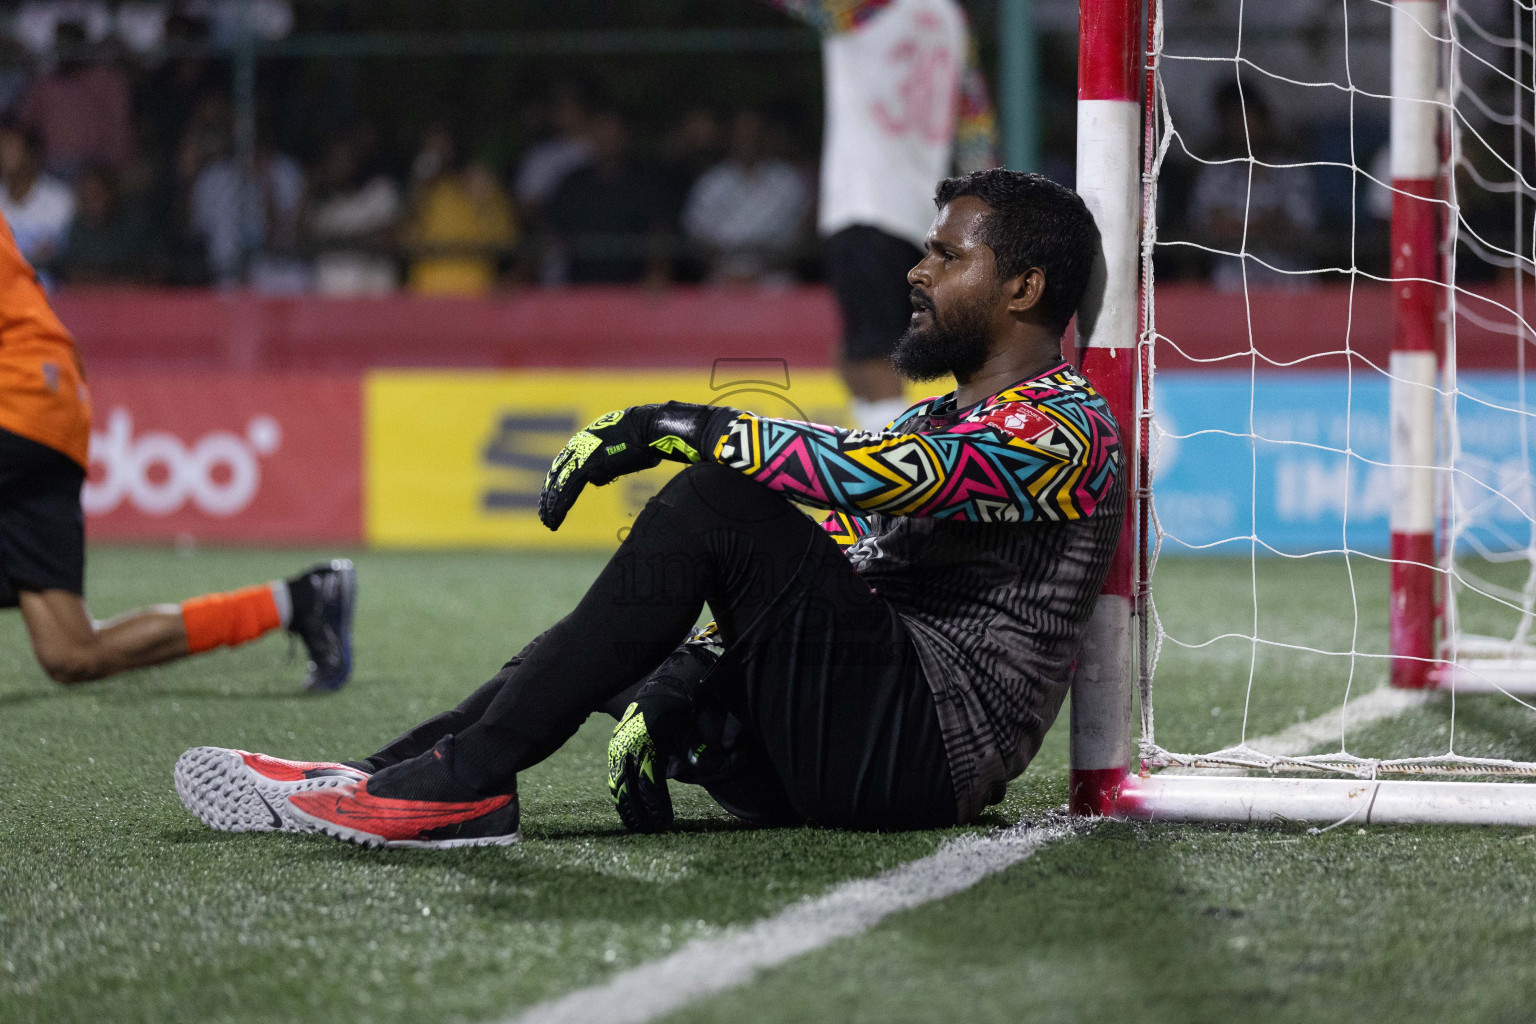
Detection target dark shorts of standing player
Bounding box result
[824,226,926,432]
[824,225,924,364]
[0,427,86,607]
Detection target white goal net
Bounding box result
[1137,0,1536,782]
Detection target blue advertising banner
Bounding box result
[1151,372,1536,555]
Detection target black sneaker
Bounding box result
[288,559,356,692]
[286,735,520,849]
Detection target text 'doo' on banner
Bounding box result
[85,374,362,543]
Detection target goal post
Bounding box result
[1068,0,1141,816]
[1066,0,1536,824]
[1388,0,1443,692]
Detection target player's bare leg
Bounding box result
[17,560,357,690]
[19,589,188,683]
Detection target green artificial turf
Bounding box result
[3,548,1536,1024]
[668,820,1536,1024]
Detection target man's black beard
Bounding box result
[890,293,994,383]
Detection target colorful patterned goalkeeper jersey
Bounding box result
[710,361,1123,821]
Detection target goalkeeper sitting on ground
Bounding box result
[173,169,1123,847]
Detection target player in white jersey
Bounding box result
[768,0,997,431]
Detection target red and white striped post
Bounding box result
[1388,0,1441,689]
[1069,0,1141,814]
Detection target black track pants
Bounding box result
[366,464,956,831]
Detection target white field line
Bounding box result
[1167,684,1435,775]
[1248,685,1434,756]
[505,819,1078,1024]
[503,687,1430,1024]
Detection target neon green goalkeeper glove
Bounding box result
[538,402,729,530]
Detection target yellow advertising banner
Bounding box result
[366,361,939,548]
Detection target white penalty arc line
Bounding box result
[506,686,1430,1024]
[506,820,1078,1024]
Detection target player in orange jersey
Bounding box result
[0,215,356,689]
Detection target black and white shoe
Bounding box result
[288,559,357,692]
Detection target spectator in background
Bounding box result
[137,11,217,166]
[515,80,593,213]
[248,129,310,293]
[160,100,226,287]
[186,122,249,287]
[657,105,723,220]
[193,0,295,48]
[544,111,670,286]
[306,132,401,295]
[15,0,293,55]
[403,126,516,295]
[11,1,112,56]
[0,37,34,122]
[1188,83,1319,291]
[56,164,157,283]
[0,122,73,275]
[683,109,809,286]
[656,105,724,281]
[188,122,307,290]
[17,20,131,177]
[408,123,457,201]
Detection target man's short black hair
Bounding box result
[933,169,1098,336]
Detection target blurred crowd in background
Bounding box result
[0,0,1482,296]
[0,1,830,293]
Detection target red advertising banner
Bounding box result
[83,375,361,543]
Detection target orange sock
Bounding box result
[181,584,282,654]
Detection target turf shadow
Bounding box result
[523,816,764,842]
[240,838,785,924]
[90,685,333,704]
[158,823,253,845]
[0,687,62,710]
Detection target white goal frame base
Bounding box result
[1432,661,1536,693]
[1105,774,1536,826]
[1429,637,1536,693]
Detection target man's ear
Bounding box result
[1005,267,1046,316]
